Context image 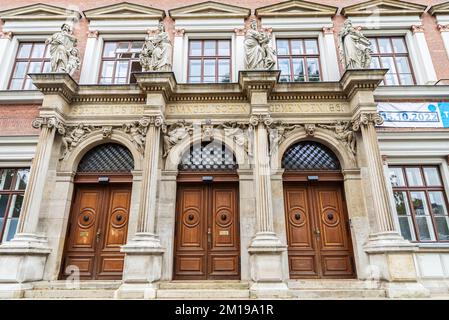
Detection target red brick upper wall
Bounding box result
[0,105,39,135]
[1,0,449,80]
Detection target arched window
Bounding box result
[282,141,340,171]
[179,141,237,171]
[77,143,134,173]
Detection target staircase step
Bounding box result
[288,279,381,290]
[158,281,250,290]
[31,280,122,290]
[157,289,250,299]
[289,289,386,299]
[24,289,116,299]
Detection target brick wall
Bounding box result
[0,105,39,135]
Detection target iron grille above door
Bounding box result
[282,141,340,171]
[179,141,237,171]
[77,143,134,173]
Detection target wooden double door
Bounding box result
[174,182,240,280]
[284,181,355,278]
[60,183,131,280]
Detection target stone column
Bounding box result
[411,25,437,84]
[234,28,246,80]
[0,31,13,89]
[79,30,101,84]
[322,27,340,81]
[172,29,185,82]
[438,24,449,61]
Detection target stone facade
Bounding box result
[0,0,448,299]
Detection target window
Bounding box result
[388,166,449,242]
[0,168,29,243]
[276,38,321,82]
[8,42,50,90]
[99,41,143,84]
[188,40,231,83]
[369,37,415,85]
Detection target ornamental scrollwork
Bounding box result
[122,116,164,155]
[317,121,357,155]
[351,112,384,131]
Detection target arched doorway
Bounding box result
[60,143,134,280]
[173,141,240,280]
[282,141,355,279]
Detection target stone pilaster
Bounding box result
[239,71,288,297]
[117,72,175,299]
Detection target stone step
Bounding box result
[24,289,116,299]
[31,280,122,290]
[158,281,250,290]
[157,289,250,299]
[288,279,382,290]
[289,289,387,299]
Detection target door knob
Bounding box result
[314,229,321,237]
[207,227,212,244]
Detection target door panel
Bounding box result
[61,184,131,280]
[284,182,355,278]
[174,182,240,280]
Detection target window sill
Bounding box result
[416,243,449,252]
[0,90,43,104]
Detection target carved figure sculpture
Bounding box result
[162,121,193,158]
[45,24,80,75]
[140,23,172,72]
[319,121,356,154]
[339,20,372,70]
[244,20,276,70]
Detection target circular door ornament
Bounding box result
[111,208,128,228]
[322,209,339,227]
[183,209,200,227]
[288,208,306,227]
[78,208,95,228]
[215,209,232,227]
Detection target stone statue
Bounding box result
[268,123,301,156]
[60,124,92,159]
[339,20,372,69]
[318,121,356,154]
[45,24,80,75]
[162,121,193,158]
[244,20,276,70]
[140,23,172,72]
[219,122,252,157]
[123,121,147,153]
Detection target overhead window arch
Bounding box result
[77,143,134,173]
[282,141,340,171]
[178,141,237,171]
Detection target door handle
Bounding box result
[207,227,212,245]
[314,229,321,237]
[96,229,101,243]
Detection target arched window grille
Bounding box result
[179,141,237,171]
[282,141,340,170]
[77,143,134,173]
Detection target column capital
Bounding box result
[322,26,334,34]
[234,27,246,36]
[0,31,13,39]
[411,25,424,34]
[352,112,384,131]
[31,116,65,131]
[173,28,185,37]
[249,114,272,127]
[438,24,449,33]
[86,30,99,38]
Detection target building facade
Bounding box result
[0,0,449,299]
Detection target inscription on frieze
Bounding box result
[70,105,144,116]
[269,102,348,114]
[166,103,250,115]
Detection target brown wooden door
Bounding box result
[174,182,240,280]
[60,184,131,280]
[284,182,355,278]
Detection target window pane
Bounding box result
[392,38,407,53]
[0,195,9,218]
[384,73,399,86]
[218,40,230,56]
[278,58,291,81]
[24,77,35,90]
[203,59,216,77]
[116,42,129,53]
[190,41,202,56]
[378,38,393,53]
[103,42,117,57]
[218,59,230,83]
[3,218,18,242]
[305,39,318,54]
[399,74,414,85]
[131,41,143,52]
[381,57,397,74]
[28,61,42,74]
[204,41,216,56]
[31,43,46,58]
[406,167,424,186]
[14,169,29,190]
[115,61,129,78]
[43,61,51,73]
[12,62,28,78]
[276,40,289,55]
[290,40,303,55]
[8,194,23,219]
[423,167,442,186]
[188,59,201,79]
[395,57,411,74]
[0,169,14,190]
[370,57,380,69]
[17,44,32,58]
[100,78,113,84]
[115,78,127,84]
[9,79,23,90]
[394,191,414,240]
[411,191,435,241]
[389,167,406,187]
[101,61,114,78]
[292,58,304,82]
[307,58,320,81]
[369,39,379,54]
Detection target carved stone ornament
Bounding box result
[140,23,173,72]
[304,124,316,136]
[338,20,372,70]
[249,114,273,128]
[317,121,357,155]
[244,20,276,70]
[59,123,94,159]
[217,121,253,157]
[351,112,384,131]
[32,116,63,130]
[267,122,302,156]
[123,116,164,155]
[162,120,194,158]
[45,24,81,75]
